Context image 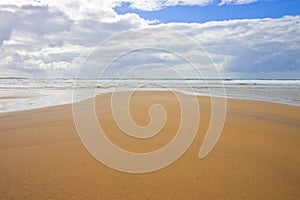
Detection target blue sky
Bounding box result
[115,0,300,23]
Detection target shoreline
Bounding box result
[0,88,299,114]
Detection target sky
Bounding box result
[0,0,299,78]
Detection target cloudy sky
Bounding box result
[0,0,299,78]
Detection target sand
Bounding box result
[0,91,299,199]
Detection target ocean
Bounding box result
[0,78,299,113]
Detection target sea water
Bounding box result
[0,78,299,113]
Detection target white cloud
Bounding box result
[119,0,213,11]
[0,2,153,77]
[161,16,300,75]
[179,0,213,6]
[0,0,119,20]
[219,0,258,6]
[0,0,299,78]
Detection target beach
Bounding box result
[0,91,300,199]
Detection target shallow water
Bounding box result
[0,78,299,113]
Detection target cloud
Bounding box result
[218,0,258,5]
[0,0,299,78]
[0,5,72,48]
[0,2,152,77]
[0,10,14,45]
[113,0,258,11]
[117,0,214,11]
[154,15,300,77]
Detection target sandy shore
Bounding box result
[0,91,299,199]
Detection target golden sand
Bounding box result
[0,91,299,199]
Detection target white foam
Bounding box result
[0,78,299,113]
